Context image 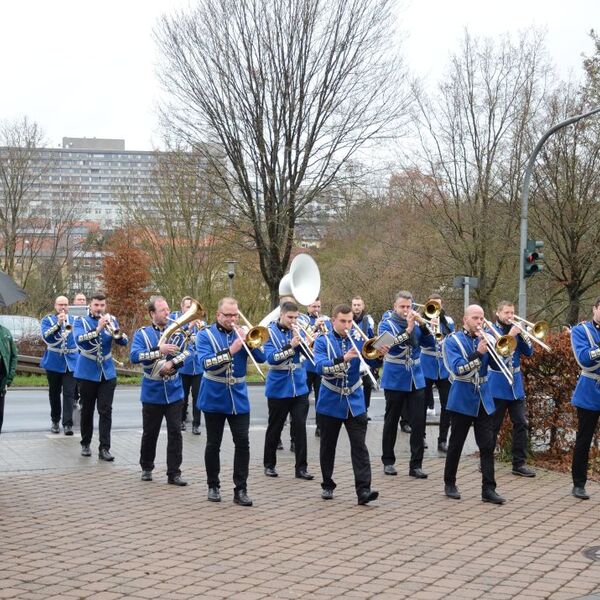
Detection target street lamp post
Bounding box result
[518,106,600,317]
[225,259,238,297]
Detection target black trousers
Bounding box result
[362,374,374,410]
[424,377,451,444]
[181,374,202,426]
[264,394,309,472]
[78,377,117,450]
[204,411,250,492]
[444,406,496,491]
[572,407,600,487]
[307,370,322,431]
[46,370,76,427]
[0,390,5,434]
[319,412,371,496]
[493,397,529,467]
[140,400,183,478]
[382,388,425,470]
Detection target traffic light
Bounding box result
[524,239,544,278]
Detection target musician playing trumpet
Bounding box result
[73,292,128,461]
[196,297,265,507]
[442,304,505,504]
[488,301,536,478]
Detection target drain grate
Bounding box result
[582,546,600,561]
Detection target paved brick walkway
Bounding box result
[0,423,599,599]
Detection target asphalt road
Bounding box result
[1,385,431,433]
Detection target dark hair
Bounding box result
[331,304,352,318]
[280,301,298,314]
[91,292,106,302]
[148,295,167,314]
[594,297,600,308]
[497,300,514,311]
[428,293,442,301]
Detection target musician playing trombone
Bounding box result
[263,301,315,481]
[313,304,389,505]
[488,301,536,478]
[195,297,265,507]
[442,304,505,504]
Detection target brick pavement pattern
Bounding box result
[0,423,599,599]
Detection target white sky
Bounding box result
[0,0,598,151]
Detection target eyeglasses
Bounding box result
[219,312,239,318]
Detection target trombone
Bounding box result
[351,322,383,360]
[344,329,379,390]
[235,310,268,380]
[292,324,316,366]
[479,320,515,385]
[510,315,551,352]
[414,300,444,341]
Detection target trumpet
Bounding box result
[105,315,123,340]
[59,309,72,333]
[509,315,551,352]
[351,322,383,360]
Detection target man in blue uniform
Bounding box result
[196,297,265,506]
[420,294,455,453]
[379,291,435,479]
[442,304,505,504]
[73,292,128,460]
[352,296,378,417]
[131,296,189,485]
[40,296,79,435]
[171,296,205,435]
[263,301,313,480]
[314,304,388,504]
[488,301,535,477]
[570,297,600,500]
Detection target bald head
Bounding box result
[463,304,485,334]
[54,296,69,314]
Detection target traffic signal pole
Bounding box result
[518,106,600,317]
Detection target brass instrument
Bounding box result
[414,299,442,320]
[344,329,379,390]
[237,310,269,349]
[510,315,551,352]
[103,314,123,340]
[482,318,517,357]
[351,322,383,360]
[292,324,316,366]
[60,310,73,333]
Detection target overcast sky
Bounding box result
[0,0,597,151]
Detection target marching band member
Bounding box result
[196,297,265,506]
[314,304,388,504]
[130,296,189,485]
[40,296,78,435]
[263,301,314,480]
[488,301,535,477]
[379,291,435,479]
[570,297,600,500]
[73,292,128,461]
[171,296,205,435]
[442,304,505,504]
[304,298,330,437]
[420,294,454,453]
[352,296,378,417]
[73,293,87,306]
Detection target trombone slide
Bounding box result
[344,329,379,390]
[234,327,265,380]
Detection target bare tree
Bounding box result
[407,30,550,311]
[155,0,408,305]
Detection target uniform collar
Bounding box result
[353,312,365,323]
[593,320,600,330]
[462,328,478,339]
[277,322,290,332]
[216,322,233,333]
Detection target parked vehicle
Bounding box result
[0,315,42,342]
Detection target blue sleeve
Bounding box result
[571,325,599,368]
[130,330,158,366]
[41,315,60,342]
[442,336,482,377]
[196,329,232,371]
[251,347,266,363]
[517,334,534,357]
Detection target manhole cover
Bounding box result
[582,546,600,561]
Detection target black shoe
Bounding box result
[98,449,114,462]
[51,422,60,434]
[141,470,153,482]
[207,487,221,502]
[383,465,397,476]
[192,425,201,435]
[264,467,278,477]
[572,486,590,500]
[357,490,379,505]
[296,470,315,480]
[315,427,320,437]
[437,441,448,453]
[482,489,506,505]
[81,445,92,457]
[181,422,187,432]
[234,490,253,506]
[444,484,461,500]
[400,423,412,434]
[409,468,428,479]
[277,439,284,450]
[168,475,188,486]
[512,464,536,477]
[289,441,295,452]
[321,488,334,500]
[64,425,74,436]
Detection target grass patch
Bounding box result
[12,373,143,387]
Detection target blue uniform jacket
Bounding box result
[304,315,332,375]
[378,314,435,391]
[420,315,455,381]
[264,322,309,399]
[571,321,600,411]
[130,324,190,404]
[487,321,533,401]
[314,329,375,419]
[196,323,265,414]
[169,311,204,376]
[442,330,495,417]
[40,313,79,373]
[73,314,128,381]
